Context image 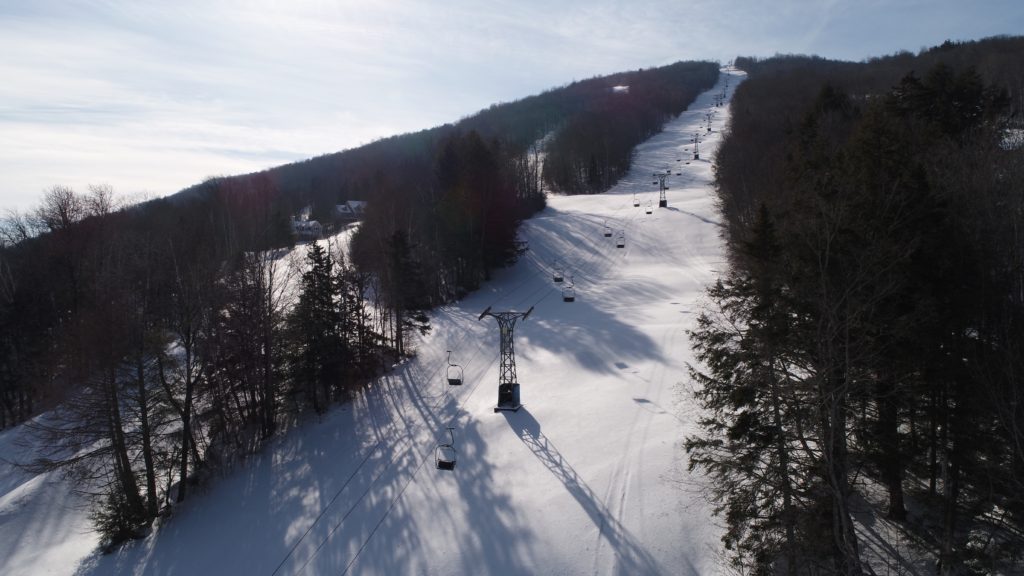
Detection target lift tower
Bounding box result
[479,306,534,412]
[691,133,700,160]
[653,171,669,208]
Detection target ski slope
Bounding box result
[0,68,744,576]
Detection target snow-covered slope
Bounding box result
[0,69,744,576]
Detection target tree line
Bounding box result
[174,60,719,221]
[689,37,1024,574]
[543,61,719,194]
[0,181,390,543]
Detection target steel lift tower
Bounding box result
[479,306,534,412]
[653,171,669,208]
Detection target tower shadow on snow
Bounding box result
[501,408,665,575]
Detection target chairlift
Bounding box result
[553,263,564,283]
[435,427,457,471]
[633,194,640,207]
[446,350,463,386]
[616,231,625,249]
[603,220,612,237]
[645,201,653,215]
[562,275,575,302]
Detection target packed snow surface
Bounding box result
[0,69,744,576]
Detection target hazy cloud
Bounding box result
[1,0,1021,211]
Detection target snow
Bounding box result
[0,69,744,576]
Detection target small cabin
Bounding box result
[335,200,368,222]
[292,219,323,241]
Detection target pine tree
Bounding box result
[288,242,345,412]
[687,206,809,574]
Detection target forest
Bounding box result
[0,60,717,544]
[687,37,1024,574]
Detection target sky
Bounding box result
[1,0,1021,213]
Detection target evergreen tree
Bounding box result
[288,242,345,412]
[687,206,811,575]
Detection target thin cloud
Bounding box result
[1,0,1021,211]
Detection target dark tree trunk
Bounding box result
[107,369,144,517]
[822,358,863,576]
[876,377,906,520]
[929,386,939,497]
[769,361,798,575]
[177,346,194,503]
[136,355,158,517]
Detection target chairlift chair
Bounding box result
[446,350,463,386]
[616,231,626,249]
[562,276,575,302]
[645,201,653,215]
[603,221,612,237]
[633,194,640,207]
[553,263,564,283]
[435,427,457,471]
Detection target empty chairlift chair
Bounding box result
[562,275,576,302]
[446,350,463,386]
[603,220,612,237]
[633,193,640,207]
[645,201,653,215]
[436,427,457,471]
[552,261,564,283]
[616,231,626,249]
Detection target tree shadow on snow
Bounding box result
[502,408,667,575]
[329,362,538,575]
[73,367,536,576]
[521,294,665,376]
